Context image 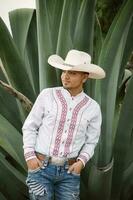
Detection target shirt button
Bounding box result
[72,97,74,100]
[62,141,64,144]
[65,130,67,133]
[60,152,63,155]
[69,108,72,111]
[67,119,70,122]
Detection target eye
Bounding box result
[69,71,77,75]
[62,70,66,74]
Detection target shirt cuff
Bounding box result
[77,153,90,167]
[24,148,36,161]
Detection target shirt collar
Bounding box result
[61,87,85,100]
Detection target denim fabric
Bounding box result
[26,161,80,200]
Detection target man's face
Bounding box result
[61,70,88,91]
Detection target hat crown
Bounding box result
[65,50,91,66]
[48,49,106,79]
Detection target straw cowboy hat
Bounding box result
[48,49,105,79]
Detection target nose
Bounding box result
[62,71,69,79]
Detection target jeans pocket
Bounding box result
[28,167,41,174]
[71,171,80,177]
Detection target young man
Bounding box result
[22,49,105,200]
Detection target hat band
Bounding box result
[63,63,75,67]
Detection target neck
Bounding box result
[66,87,83,96]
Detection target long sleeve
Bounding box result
[77,104,102,166]
[22,91,45,161]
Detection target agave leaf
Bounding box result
[74,0,96,54]
[57,0,82,56]
[0,153,27,200]
[116,69,132,107]
[9,9,39,95]
[0,114,25,169]
[0,193,6,200]
[0,17,35,102]
[94,13,103,64]
[36,0,57,90]
[9,9,34,57]
[46,0,64,52]
[25,11,39,95]
[118,18,133,88]
[73,0,96,97]
[0,69,22,131]
[0,79,33,112]
[97,0,127,58]
[80,162,90,199]
[120,161,133,200]
[111,76,133,199]
[0,85,22,132]
[124,128,133,168]
[55,0,82,84]
[82,160,113,200]
[95,0,133,166]
[95,30,130,165]
[33,0,65,90]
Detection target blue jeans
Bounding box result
[26,162,80,200]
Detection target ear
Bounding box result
[83,79,86,83]
[83,73,89,83]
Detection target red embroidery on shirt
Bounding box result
[64,96,89,156]
[78,154,88,164]
[24,151,35,160]
[53,90,68,156]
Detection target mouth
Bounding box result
[63,81,70,85]
[62,80,70,83]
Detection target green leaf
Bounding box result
[25,11,39,95]
[36,0,57,90]
[0,17,35,102]
[120,161,133,200]
[111,76,133,199]
[9,9,34,57]
[94,13,103,64]
[0,193,6,200]
[9,9,40,96]
[118,18,133,88]
[96,0,133,166]
[0,70,22,131]
[74,0,96,55]
[0,87,22,132]
[46,0,64,52]
[55,0,82,84]
[73,0,96,97]
[86,160,113,200]
[0,153,27,200]
[0,114,25,169]
[57,0,81,56]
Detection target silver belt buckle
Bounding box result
[51,157,67,166]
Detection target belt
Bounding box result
[36,153,77,166]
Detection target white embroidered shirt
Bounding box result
[22,87,102,166]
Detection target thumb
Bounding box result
[68,164,74,173]
[36,158,43,167]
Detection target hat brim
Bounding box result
[48,55,105,79]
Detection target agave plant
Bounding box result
[0,0,133,200]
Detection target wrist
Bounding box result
[77,159,84,169]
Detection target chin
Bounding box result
[62,83,69,87]
[63,84,71,89]
[63,85,69,89]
